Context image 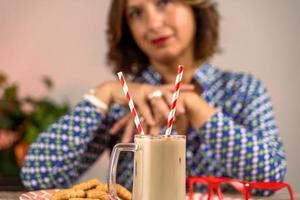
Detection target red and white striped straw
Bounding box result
[117,72,145,135]
[165,65,184,136]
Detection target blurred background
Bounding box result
[0,0,299,192]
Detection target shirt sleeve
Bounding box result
[20,100,108,190]
[198,76,287,193]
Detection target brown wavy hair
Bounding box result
[106,0,219,76]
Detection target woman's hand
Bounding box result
[95,81,194,125]
[180,91,218,130]
[105,82,194,141]
[110,90,218,142]
[109,101,169,143]
[94,81,155,124]
[109,113,135,143]
[144,91,217,134]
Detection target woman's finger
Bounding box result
[121,120,135,143]
[109,113,131,135]
[148,96,170,121]
[164,91,185,115]
[136,99,155,126]
[148,112,164,136]
[177,83,195,91]
[148,99,168,135]
[161,83,194,92]
[121,116,149,142]
[148,125,161,136]
[163,91,172,106]
[160,84,192,115]
[176,97,186,116]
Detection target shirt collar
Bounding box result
[140,63,218,90]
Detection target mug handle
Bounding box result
[107,143,138,200]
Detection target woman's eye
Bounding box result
[157,0,171,8]
[128,9,143,20]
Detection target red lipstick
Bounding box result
[151,36,170,46]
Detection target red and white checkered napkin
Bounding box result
[19,189,59,200]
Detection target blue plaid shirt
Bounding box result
[21,63,287,196]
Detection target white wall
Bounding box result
[0,0,114,103]
[0,0,299,192]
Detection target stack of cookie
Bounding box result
[50,179,132,200]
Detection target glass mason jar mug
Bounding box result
[107,134,186,200]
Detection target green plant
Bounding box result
[0,72,70,177]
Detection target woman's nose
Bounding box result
[146,9,164,30]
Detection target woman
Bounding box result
[21,0,287,196]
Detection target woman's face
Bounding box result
[126,0,196,63]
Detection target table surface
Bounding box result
[0,191,23,200]
[0,191,299,200]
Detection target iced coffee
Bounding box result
[132,135,186,200]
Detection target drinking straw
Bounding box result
[117,72,145,135]
[165,65,184,136]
